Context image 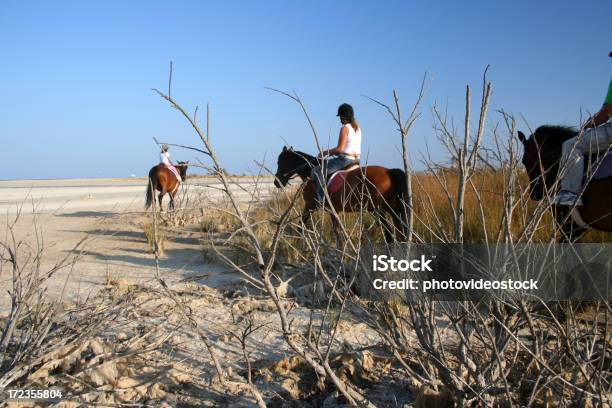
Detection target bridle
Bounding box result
[280,162,310,178]
[277,153,317,184]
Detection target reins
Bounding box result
[280,154,359,181]
[279,152,319,181]
[281,162,311,179]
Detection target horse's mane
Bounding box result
[282,148,318,165]
[533,125,578,148]
[292,150,317,163]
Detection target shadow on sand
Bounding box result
[65,221,236,288]
[58,211,117,218]
[63,229,146,242]
[77,245,234,285]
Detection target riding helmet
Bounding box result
[337,103,355,120]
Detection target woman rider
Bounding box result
[159,144,181,181]
[310,103,362,208]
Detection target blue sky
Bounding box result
[1,0,610,179]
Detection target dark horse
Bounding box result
[518,125,612,241]
[274,147,408,242]
[145,161,189,210]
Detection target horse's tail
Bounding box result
[387,168,408,207]
[387,168,409,238]
[145,168,156,210]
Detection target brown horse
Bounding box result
[145,161,189,211]
[274,147,408,242]
[518,125,612,241]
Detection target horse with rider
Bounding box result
[518,52,612,240]
[274,103,409,242]
[145,144,189,211]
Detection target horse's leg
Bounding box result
[158,192,164,212]
[299,183,316,233]
[559,220,586,243]
[387,203,407,242]
[376,209,395,243]
[301,207,313,229]
[294,207,314,238]
[151,187,158,209]
[330,211,343,246]
[169,191,176,210]
[555,206,586,243]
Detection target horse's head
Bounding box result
[274,146,316,188]
[176,161,189,181]
[275,146,296,187]
[518,126,577,200]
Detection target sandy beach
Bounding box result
[0,177,276,309]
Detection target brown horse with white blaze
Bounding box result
[274,147,408,242]
[145,161,189,210]
[518,125,612,241]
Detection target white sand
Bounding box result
[0,177,276,310]
[0,177,275,214]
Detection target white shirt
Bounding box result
[341,124,361,157]
[160,151,171,165]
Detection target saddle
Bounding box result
[162,164,182,183]
[325,163,360,195]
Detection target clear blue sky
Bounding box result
[1,0,610,179]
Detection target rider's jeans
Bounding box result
[560,122,612,193]
[311,155,357,204]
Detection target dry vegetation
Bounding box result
[1,71,610,407]
[179,71,611,406]
[411,170,612,243]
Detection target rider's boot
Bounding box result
[554,190,584,206]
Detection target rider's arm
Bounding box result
[320,126,349,157]
[583,80,612,129]
[583,104,612,129]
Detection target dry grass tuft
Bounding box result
[412,169,612,242]
[142,221,166,256]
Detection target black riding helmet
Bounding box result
[336,103,354,121]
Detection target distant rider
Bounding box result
[310,103,362,208]
[555,52,612,206]
[159,144,181,181]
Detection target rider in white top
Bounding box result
[160,149,172,166]
[342,122,362,157]
[310,103,361,207]
[159,145,181,181]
